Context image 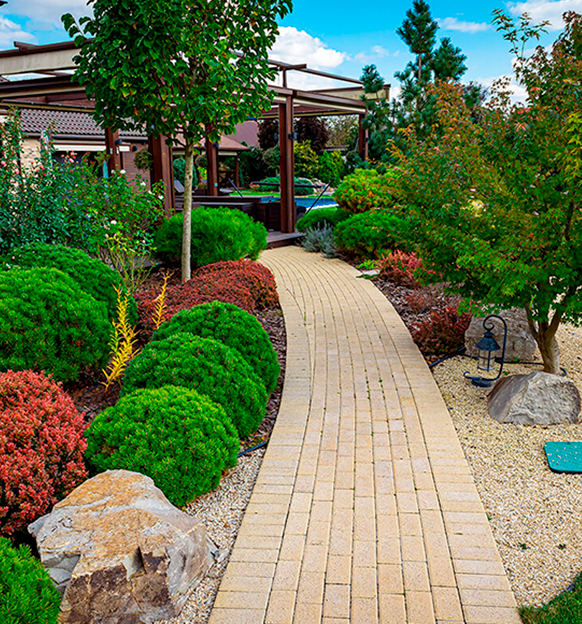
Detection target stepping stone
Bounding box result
[545,441,582,473]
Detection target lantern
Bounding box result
[464,314,507,387]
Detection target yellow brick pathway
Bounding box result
[208,247,520,624]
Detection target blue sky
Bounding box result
[0,0,573,95]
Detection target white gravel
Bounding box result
[433,323,582,607]
[156,449,265,624]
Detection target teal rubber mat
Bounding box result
[545,442,582,474]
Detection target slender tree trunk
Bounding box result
[417,54,422,81]
[525,306,561,374]
[181,141,195,283]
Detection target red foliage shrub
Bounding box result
[412,304,472,356]
[405,290,439,314]
[0,370,87,536]
[377,251,424,289]
[196,260,279,309]
[136,260,279,332]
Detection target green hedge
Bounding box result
[153,207,267,268]
[154,302,279,393]
[85,386,238,506]
[0,242,137,323]
[296,206,350,232]
[123,334,267,438]
[333,168,397,214]
[0,267,110,382]
[334,211,411,259]
[0,537,60,624]
[259,176,314,196]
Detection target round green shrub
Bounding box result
[334,168,397,214]
[0,243,137,323]
[259,176,314,196]
[296,206,350,233]
[85,386,239,506]
[123,334,267,438]
[334,211,411,259]
[0,267,110,382]
[153,207,267,268]
[0,537,60,624]
[153,302,280,393]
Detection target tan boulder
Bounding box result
[29,470,210,624]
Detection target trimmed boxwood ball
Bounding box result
[153,302,280,393]
[85,386,239,506]
[153,207,267,268]
[123,334,267,438]
[0,537,61,624]
[0,242,138,323]
[0,268,110,382]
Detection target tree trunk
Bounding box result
[181,141,195,283]
[524,306,561,375]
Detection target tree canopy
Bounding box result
[393,11,582,374]
[63,0,291,280]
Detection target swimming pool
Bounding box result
[260,196,337,209]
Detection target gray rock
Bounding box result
[465,308,538,362]
[29,470,210,624]
[488,371,581,425]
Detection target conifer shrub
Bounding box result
[0,537,60,624]
[153,208,267,268]
[123,334,267,438]
[296,206,350,232]
[0,370,87,536]
[195,260,279,309]
[0,268,110,382]
[154,302,280,393]
[0,242,137,322]
[334,211,411,259]
[85,386,238,506]
[334,168,397,214]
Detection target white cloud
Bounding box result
[0,17,35,49]
[5,0,90,28]
[438,17,491,33]
[478,75,528,102]
[508,0,582,30]
[270,26,347,70]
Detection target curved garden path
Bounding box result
[208,247,520,624]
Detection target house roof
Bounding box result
[19,107,144,139]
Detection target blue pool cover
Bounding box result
[545,441,582,473]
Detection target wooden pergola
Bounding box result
[0,41,389,233]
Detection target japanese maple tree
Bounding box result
[63,0,290,280]
[393,11,582,374]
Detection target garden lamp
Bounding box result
[464,314,507,388]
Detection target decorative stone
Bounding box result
[465,308,538,362]
[29,470,211,624]
[488,371,581,425]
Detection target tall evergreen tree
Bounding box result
[396,0,438,80]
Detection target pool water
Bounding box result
[260,196,337,209]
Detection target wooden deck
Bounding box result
[267,232,304,249]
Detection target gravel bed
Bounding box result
[156,449,265,624]
[433,323,582,607]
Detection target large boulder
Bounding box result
[29,470,211,624]
[488,371,581,425]
[465,308,537,362]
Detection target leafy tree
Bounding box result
[257,118,279,150]
[296,117,330,154]
[393,12,582,374]
[327,115,358,148]
[63,0,291,281]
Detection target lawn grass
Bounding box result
[520,575,582,624]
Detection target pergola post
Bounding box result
[358,114,369,161]
[104,127,121,176]
[205,136,219,197]
[148,134,175,217]
[234,156,240,189]
[279,95,295,233]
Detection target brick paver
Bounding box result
[208,247,519,624]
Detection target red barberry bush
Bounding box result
[412,304,472,356]
[0,370,87,536]
[377,251,424,289]
[196,260,279,310]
